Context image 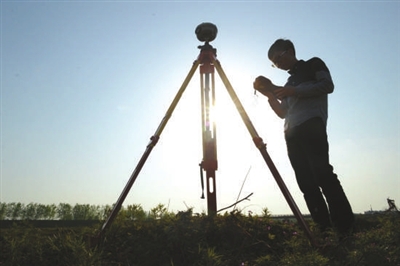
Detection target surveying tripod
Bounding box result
[95,23,316,247]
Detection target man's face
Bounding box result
[270,49,291,70]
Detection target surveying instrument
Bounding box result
[96,23,316,247]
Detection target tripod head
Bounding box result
[195,22,217,42]
[196,22,218,55]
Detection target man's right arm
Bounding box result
[267,95,287,119]
[253,76,287,119]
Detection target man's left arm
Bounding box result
[294,58,334,97]
[274,58,334,99]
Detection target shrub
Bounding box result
[0,204,399,265]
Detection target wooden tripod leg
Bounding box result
[94,60,200,243]
[213,59,317,247]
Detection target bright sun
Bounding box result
[150,63,289,214]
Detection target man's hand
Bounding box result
[253,76,275,92]
[274,86,296,99]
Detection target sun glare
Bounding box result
[141,62,289,214]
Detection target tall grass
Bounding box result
[0,204,399,265]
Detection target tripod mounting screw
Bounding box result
[195,22,218,42]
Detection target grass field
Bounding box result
[1,209,399,266]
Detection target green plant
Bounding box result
[0,203,399,265]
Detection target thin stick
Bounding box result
[218,193,253,213]
[233,166,252,211]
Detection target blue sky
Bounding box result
[1,1,399,216]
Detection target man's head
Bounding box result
[268,39,297,70]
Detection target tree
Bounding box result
[57,203,73,220]
[73,204,102,220]
[22,203,38,220]
[0,202,7,219]
[45,204,58,219]
[7,202,24,220]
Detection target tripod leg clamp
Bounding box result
[147,136,160,148]
[253,137,266,150]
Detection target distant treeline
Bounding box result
[0,202,163,221]
[0,202,310,221]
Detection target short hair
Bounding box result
[268,39,296,60]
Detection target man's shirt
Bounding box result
[281,58,334,131]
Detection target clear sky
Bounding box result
[1,1,399,216]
